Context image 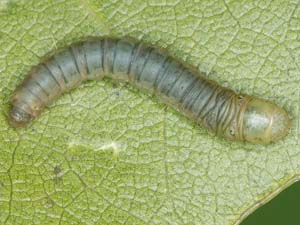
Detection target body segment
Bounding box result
[9,38,290,144]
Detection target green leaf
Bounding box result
[0,0,299,224]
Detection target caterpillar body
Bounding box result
[9,38,290,144]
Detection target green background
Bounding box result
[242,181,300,225]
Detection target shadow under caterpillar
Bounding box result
[9,38,291,144]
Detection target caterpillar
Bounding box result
[9,38,291,144]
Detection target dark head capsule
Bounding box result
[9,105,33,127]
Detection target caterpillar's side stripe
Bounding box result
[9,38,291,144]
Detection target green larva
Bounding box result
[9,38,291,144]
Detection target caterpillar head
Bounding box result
[240,98,291,144]
[9,104,33,128]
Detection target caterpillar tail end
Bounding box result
[269,106,291,142]
[9,105,33,128]
[241,98,291,144]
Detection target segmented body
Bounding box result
[9,38,290,144]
